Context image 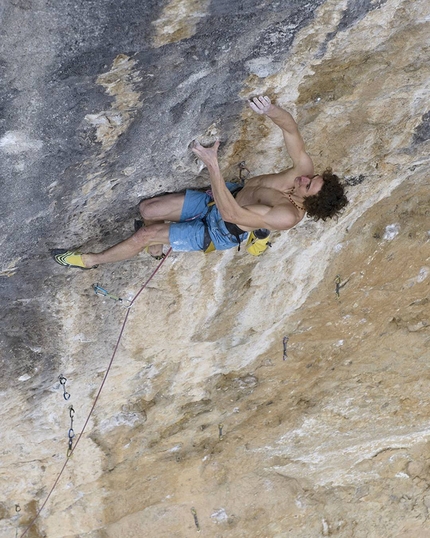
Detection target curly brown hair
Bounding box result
[303,169,348,221]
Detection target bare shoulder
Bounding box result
[272,153,314,183]
[292,151,314,176]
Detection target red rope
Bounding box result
[20,248,172,537]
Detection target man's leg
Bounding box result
[53,188,218,269]
[82,223,171,267]
[139,193,185,257]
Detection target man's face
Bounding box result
[295,175,324,198]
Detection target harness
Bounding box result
[202,186,272,256]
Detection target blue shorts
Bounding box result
[169,183,249,252]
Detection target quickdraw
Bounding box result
[67,406,75,458]
[335,275,341,298]
[191,507,201,532]
[93,283,131,307]
[58,375,71,400]
[238,160,250,181]
[282,336,289,361]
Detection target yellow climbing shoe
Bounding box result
[51,249,95,269]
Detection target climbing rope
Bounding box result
[19,248,172,537]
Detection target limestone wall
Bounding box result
[1,1,429,537]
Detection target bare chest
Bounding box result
[236,171,296,207]
[236,183,290,208]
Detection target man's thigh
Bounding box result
[141,189,210,223]
[140,193,186,222]
[179,189,211,222]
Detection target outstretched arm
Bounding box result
[249,96,314,174]
[192,141,297,231]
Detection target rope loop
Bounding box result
[20,249,172,537]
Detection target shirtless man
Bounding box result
[52,96,348,269]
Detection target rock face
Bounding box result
[1,0,429,537]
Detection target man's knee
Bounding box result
[132,223,169,247]
[139,198,160,220]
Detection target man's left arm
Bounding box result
[192,140,245,223]
[192,141,296,230]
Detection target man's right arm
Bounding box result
[249,96,314,174]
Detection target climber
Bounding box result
[52,95,348,269]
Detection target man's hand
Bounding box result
[249,95,272,115]
[191,140,220,170]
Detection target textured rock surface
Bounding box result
[1,0,429,537]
